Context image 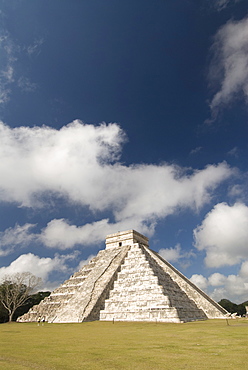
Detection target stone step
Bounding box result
[124,255,145,261]
[104,302,171,310]
[100,307,182,322]
[120,261,148,268]
[18,230,227,324]
[105,296,170,303]
[113,274,158,283]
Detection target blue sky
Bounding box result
[0,0,248,303]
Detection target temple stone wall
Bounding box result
[106,229,149,249]
[100,244,206,322]
[143,246,226,318]
[18,230,227,323]
[18,245,130,323]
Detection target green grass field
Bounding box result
[0,319,248,369]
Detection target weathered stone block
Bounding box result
[18,230,227,323]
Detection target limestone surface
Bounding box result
[18,230,227,323]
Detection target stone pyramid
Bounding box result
[18,230,227,323]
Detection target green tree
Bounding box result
[0,272,41,322]
[218,299,248,316]
[218,299,238,314]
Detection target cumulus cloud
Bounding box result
[240,260,248,277]
[0,121,125,207]
[0,121,234,250]
[40,219,115,249]
[0,252,79,290]
[191,270,248,303]
[0,217,156,254]
[208,16,248,116]
[40,218,155,250]
[208,272,227,286]
[159,244,182,263]
[158,243,195,266]
[190,274,208,291]
[194,202,248,267]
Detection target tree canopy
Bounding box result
[218,299,248,316]
[0,272,42,322]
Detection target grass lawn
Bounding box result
[0,319,248,369]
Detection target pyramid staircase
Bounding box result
[100,243,206,322]
[19,245,130,323]
[18,230,227,323]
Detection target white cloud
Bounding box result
[194,202,248,267]
[0,217,156,253]
[208,16,248,115]
[158,243,195,268]
[0,121,125,207]
[220,274,248,302]
[208,272,227,286]
[0,31,40,104]
[0,252,78,291]
[190,274,208,290]
[159,244,195,269]
[0,86,10,104]
[0,32,16,104]
[212,0,241,11]
[240,260,248,277]
[0,223,37,256]
[159,244,182,263]
[191,270,248,303]
[0,253,57,280]
[1,65,14,83]
[228,184,244,198]
[227,147,239,158]
[0,121,234,250]
[190,147,202,156]
[40,218,113,249]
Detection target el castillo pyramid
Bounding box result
[18,230,227,323]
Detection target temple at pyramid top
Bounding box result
[105,229,149,249]
[18,229,227,323]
